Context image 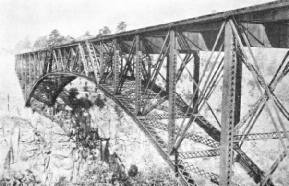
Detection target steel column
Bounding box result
[99,42,104,82]
[39,53,42,77]
[193,51,200,113]
[21,56,25,92]
[148,56,152,80]
[35,53,39,79]
[58,49,64,71]
[219,20,242,185]
[19,56,22,84]
[38,53,42,76]
[113,39,120,94]
[24,55,28,100]
[33,54,36,83]
[53,50,59,71]
[46,51,52,74]
[135,35,142,115]
[28,54,33,96]
[168,30,177,151]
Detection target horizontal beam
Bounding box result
[239,6,289,23]
[178,149,220,159]
[234,131,289,141]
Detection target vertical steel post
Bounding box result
[35,53,38,79]
[39,52,42,76]
[29,54,33,94]
[113,39,120,94]
[46,51,52,74]
[99,42,104,82]
[21,55,25,92]
[41,52,45,75]
[58,49,64,71]
[148,56,152,80]
[53,50,58,71]
[33,54,36,84]
[135,35,142,115]
[168,30,176,151]
[219,20,242,186]
[193,51,200,113]
[38,53,41,77]
[166,56,170,93]
[19,56,22,84]
[39,52,42,78]
[24,55,28,100]
[120,56,123,75]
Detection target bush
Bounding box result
[128,164,138,177]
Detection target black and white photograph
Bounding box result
[0,0,289,185]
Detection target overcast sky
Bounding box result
[0,0,275,49]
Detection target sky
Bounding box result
[0,0,275,50]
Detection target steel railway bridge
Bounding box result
[15,1,289,185]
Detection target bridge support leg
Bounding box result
[99,42,104,82]
[21,56,25,95]
[147,56,152,81]
[38,54,45,78]
[33,54,37,84]
[35,53,39,79]
[24,55,28,100]
[193,51,200,113]
[28,54,33,96]
[19,56,22,86]
[168,30,177,152]
[219,20,242,185]
[113,39,120,94]
[135,35,142,115]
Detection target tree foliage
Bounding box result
[48,29,66,46]
[33,36,49,49]
[84,31,93,39]
[116,21,127,33]
[99,26,111,35]
[14,36,32,53]
[33,30,74,50]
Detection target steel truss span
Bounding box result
[15,1,289,185]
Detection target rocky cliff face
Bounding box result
[0,114,79,185]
